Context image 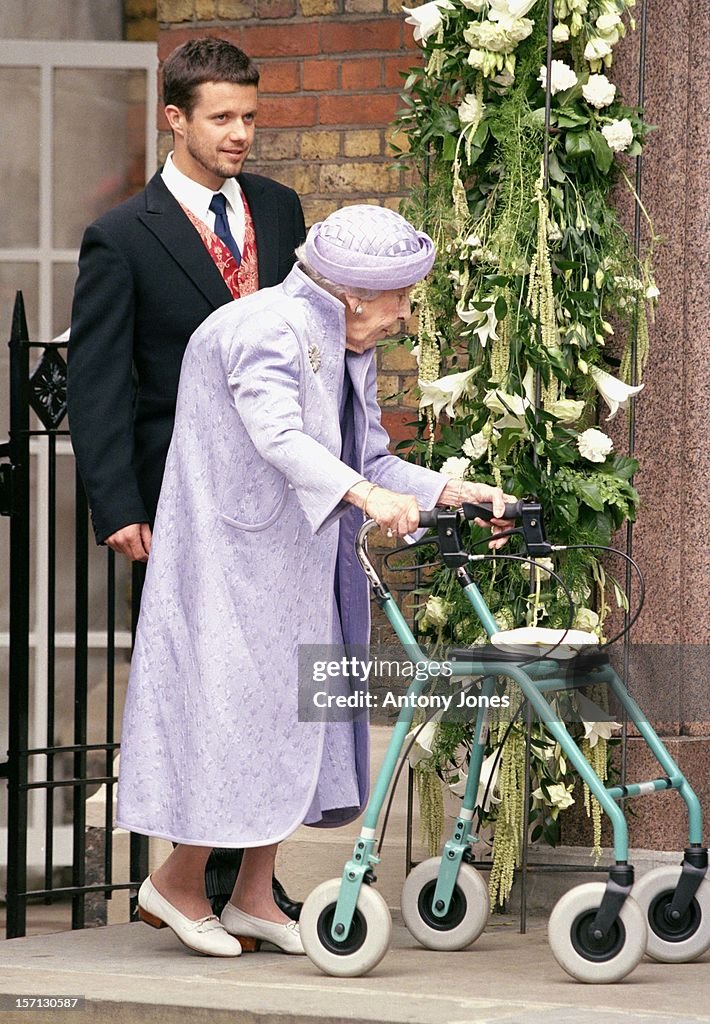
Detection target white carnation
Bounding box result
[462,431,489,460]
[458,92,483,126]
[539,60,578,95]
[577,427,614,463]
[582,73,616,108]
[440,456,471,479]
[601,117,634,152]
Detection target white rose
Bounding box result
[596,12,622,32]
[584,35,613,61]
[423,595,451,629]
[601,117,634,152]
[552,23,570,42]
[467,48,486,70]
[458,92,483,126]
[574,606,600,632]
[402,0,456,44]
[462,431,489,460]
[577,427,614,463]
[582,73,616,108]
[538,60,579,95]
[440,456,471,479]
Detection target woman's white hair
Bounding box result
[294,244,382,302]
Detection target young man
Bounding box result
[67,37,306,922]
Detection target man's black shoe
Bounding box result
[205,848,302,921]
[272,874,302,921]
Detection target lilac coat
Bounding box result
[115,266,446,846]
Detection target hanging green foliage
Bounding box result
[394,0,655,905]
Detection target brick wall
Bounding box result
[155,0,420,445]
[125,0,159,40]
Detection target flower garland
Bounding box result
[395,0,654,905]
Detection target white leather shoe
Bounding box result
[138,876,242,957]
[220,902,305,954]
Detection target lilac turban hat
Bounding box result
[302,205,436,291]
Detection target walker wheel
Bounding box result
[548,882,647,983]
[632,865,710,963]
[401,856,489,951]
[300,877,391,977]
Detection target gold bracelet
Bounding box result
[362,482,378,517]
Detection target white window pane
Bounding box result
[53,68,148,249]
[0,68,40,248]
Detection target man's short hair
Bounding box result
[163,38,259,116]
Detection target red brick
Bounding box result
[403,24,419,50]
[341,57,382,91]
[258,95,318,128]
[256,0,296,15]
[381,408,419,446]
[319,93,399,125]
[320,20,401,54]
[302,59,339,91]
[242,23,321,57]
[158,28,241,62]
[259,61,300,93]
[384,55,415,88]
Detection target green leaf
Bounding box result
[565,130,592,156]
[442,133,457,161]
[494,295,508,320]
[577,479,605,512]
[588,130,614,174]
[605,455,638,481]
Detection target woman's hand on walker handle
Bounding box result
[438,480,517,549]
[346,481,421,538]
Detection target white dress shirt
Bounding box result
[161,152,246,252]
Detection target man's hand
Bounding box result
[105,522,152,562]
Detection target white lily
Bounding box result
[457,301,499,347]
[548,398,586,423]
[483,366,535,429]
[406,713,442,767]
[449,751,502,812]
[575,692,622,748]
[419,366,480,419]
[590,365,644,419]
[489,0,537,23]
[402,0,455,44]
[533,781,575,819]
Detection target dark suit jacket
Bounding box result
[67,169,306,544]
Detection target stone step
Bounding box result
[92,724,684,925]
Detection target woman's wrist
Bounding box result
[437,480,464,507]
[346,480,378,514]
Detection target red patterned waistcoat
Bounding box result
[181,193,259,300]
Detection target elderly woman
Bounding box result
[115,205,511,958]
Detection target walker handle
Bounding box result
[417,500,523,529]
[462,500,524,522]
